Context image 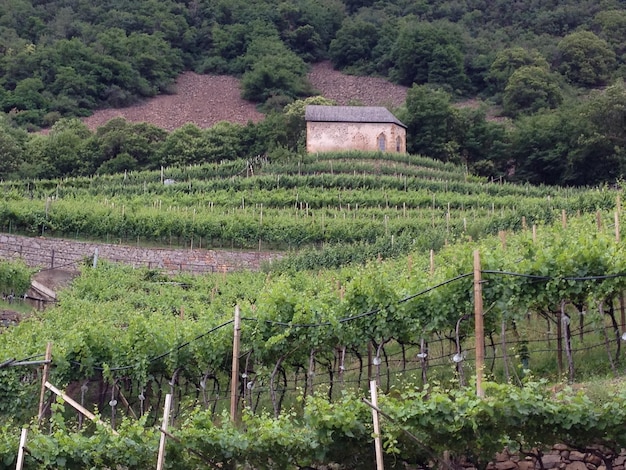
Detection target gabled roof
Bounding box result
[305,105,406,128]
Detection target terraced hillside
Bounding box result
[0,151,617,270]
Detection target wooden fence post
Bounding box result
[45,382,119,435]
[156,394,172,470]
[473,250,485,398]
[370,380,384,470]
[616,212,626,332]
[16,428,28,470]
[38,342,52,423]
[230,306,241,422]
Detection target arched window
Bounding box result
[396,136,402,152]
[377,133,386,151]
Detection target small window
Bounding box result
[377,134,386,151]
[396,137,402,152]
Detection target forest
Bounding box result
[1,0,626,186]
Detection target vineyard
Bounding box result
[0,152,618,270]
[2,153,626,468]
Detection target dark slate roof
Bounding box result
[305,105,406,128]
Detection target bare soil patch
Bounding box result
[82,61,410,131]
[82,74,265,131]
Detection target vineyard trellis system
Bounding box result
[4,251,626,427]
[4,210,626,467]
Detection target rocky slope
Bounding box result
[82,61,409,131]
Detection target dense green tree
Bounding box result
[556,31,616,86]
[91,118,167,171]
[23,118,93,178]
[453,106,509,178]
[240,112,289,157]
[503,66,563,117]
[328,19,379,71]
[2,77,47,126]
[593,9,626,62]
[487,47,550,94]
[390,19,468,93]
[199,23,248,74]
[240,28,313,105]
[295,0,345,52]
[532,4,588,36]
[399,84,459,161]
[283,24,324,62]
[509,111,573,186]
[427,43,468,90]
[204,121,246,162]
[0,115,27,179]
[241,53,312,104]
[566,80,626,184]
[96,153,138,175]
[157,123,208,167]
[276,0,344,62]
[343,0,376,15]
[123,32,184,93]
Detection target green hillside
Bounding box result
[2,0,626,184]
[4,0,626,465]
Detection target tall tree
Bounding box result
[328,19,379,71]
[503,66,563,117]
[556,31,616,86]
[390,19,468,93]
[487,47,550,94]
[399,84,459,161]
[0,115,26,179]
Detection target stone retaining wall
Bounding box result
[0,233,282,274]
[483,446,624,470]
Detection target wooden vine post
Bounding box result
[16,428,28,470]
[370,380,385,470]
[616,212,625,332]
[156,393,172,470]
[44,381,119,435]
[230,305,241,422]
[38,342,53,423]
[473,250,485,398]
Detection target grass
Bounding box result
[0,298,36,315]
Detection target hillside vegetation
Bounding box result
[0,151,618,270]
[2,202,626,468]
[2,0,626,185]
[4,1,626,467]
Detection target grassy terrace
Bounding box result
[0,153,617,266]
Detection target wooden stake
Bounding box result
[156,394,172,470]
[370,380,385,470]
[45,382,119,435]
[230,306,241,422]
[532,225,537,243]
[473,250,485,398]
[367,342,373,382]
[429,249,435,275]
[113,382,138,420]
[616,212,626,332]
[597,210,603,231]
[16,428,27,470]
[556,309,563,377]
[38,342,52,423]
